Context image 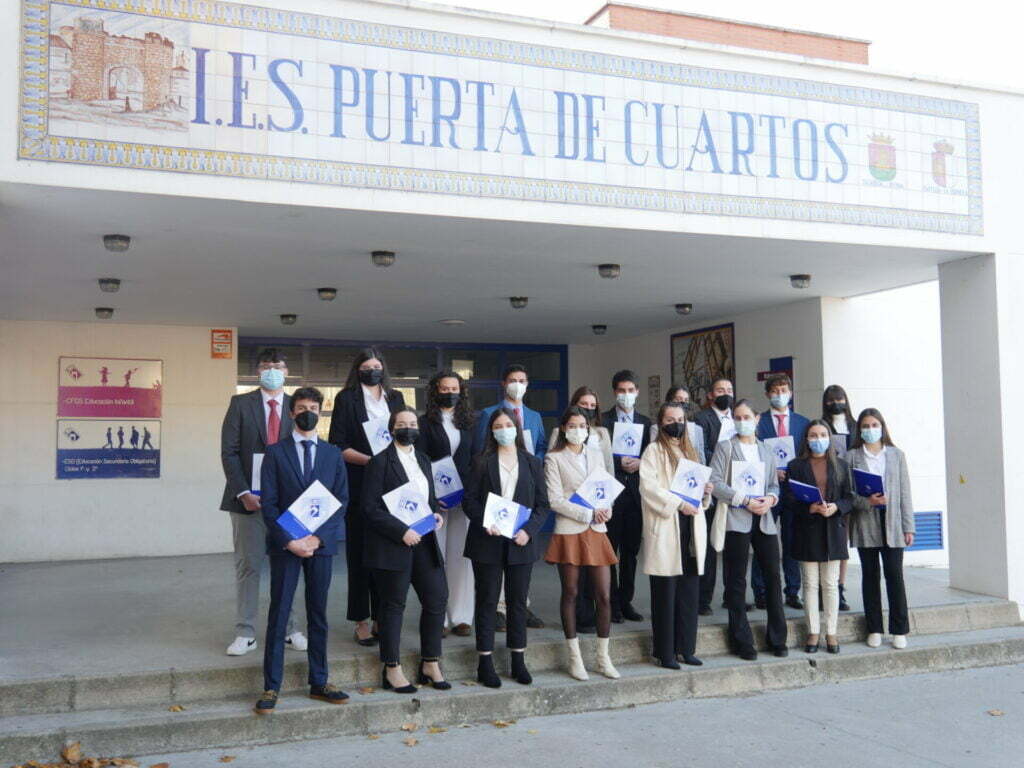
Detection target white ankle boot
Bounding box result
[566,637,589,680]
[595,637,620,679]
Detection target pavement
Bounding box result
[53,662,1024,768]
[0,547,983,681]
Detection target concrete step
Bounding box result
[4,599,1017,719]
[3,625,1024,764]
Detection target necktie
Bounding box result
[301,440,314,486]
[267,399,280,444]
[513,407,523,428]
[775,414,788,437]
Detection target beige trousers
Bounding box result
[800,560,841,636]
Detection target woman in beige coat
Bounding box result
[544,406,619,680]
[639,402,713,669]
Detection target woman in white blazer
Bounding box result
[847,407,915,650]
[544,406,619,680]
[639,402,713,669]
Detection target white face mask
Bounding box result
[616,391,637,410]
[565,427,588,446]
[506,381,527,401]
[493,426,518,446]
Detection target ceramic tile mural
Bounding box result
[19,0,983,233]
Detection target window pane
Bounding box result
[469,386,501,410]
[307,346,363,384]
[506,349,561,380]
[383,347,437,383]
[525,387,559,413]
[542,415,558,437]
[237,343,305,379]
[442,349,501,381]
[394,385,428,413]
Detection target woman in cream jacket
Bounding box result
[544,406,619,680]
[639,402,713,669]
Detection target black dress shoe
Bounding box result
[738,647,758,661]
[678,654,703,666]
[510,651,532,685]
[476,655,501,688]
[354,628,378,647]
[621,603,644,622]
[525,608,545,629]
[838,585,851,612]
[611,610,624,624]
[309,683,349,703]
[417,659,452,690]
[496,611,507,632]
[826,642,840,655]
[772,646,789,658]
[785,595,804,610]
[698,605,713,616]
[804,643,820,654]
[657,657,681,670]
[381,666,417,694]
[254,690,278,715]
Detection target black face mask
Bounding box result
[662,421,686,439]
[826,401,846,415]
[358,368,384,386]
[394,427,419,446]
[435,392,460,408]
[578,407,597,422]
[713,394,734,411]
[294,410,319,431]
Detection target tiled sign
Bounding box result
[19,0,982,233]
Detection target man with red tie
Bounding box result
[220,348,307,656]
[753,373,810,610]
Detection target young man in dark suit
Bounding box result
[601,369,651,623]
[220,348,305,656]
[254,387,350,714]
[753,373,810,610]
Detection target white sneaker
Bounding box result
[226,636,257,656]
[892,634,908,649]
[866,633,882,648]
[285,632,308,651]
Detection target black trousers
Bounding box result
[723,527,788,651]
[698,511,718,609]
[345,502,378,623]
[607,492,642,609]
[649,518,700,662]
[264,554,332,692]
[372,542,448,664]
[473,560,533,652]
[858,546,910,635]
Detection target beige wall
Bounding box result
[0,320,237,562]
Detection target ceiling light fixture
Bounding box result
[509,296,528,309]
[95,307,114,320]
[317,287,338,301]
[371,250,396,267]
[98,278,121,293]
[439,319,466,326]
[592,324,608,335]
[675,303,693,315]
[103,234,131,252]
[280,313,298,325]
[789,274,812,289]
[597,263,621,279]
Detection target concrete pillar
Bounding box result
[939,253,1024,604]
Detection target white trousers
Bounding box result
[800,560,841,636]
[435,505,475,627]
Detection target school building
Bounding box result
[1,0,1021,606]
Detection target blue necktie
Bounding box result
[301,440,314,486]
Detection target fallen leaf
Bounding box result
[527,729,539,734]
[403,737,419,747]
[461,680,477,686]
[357,687,376,695]
[987,709,1005,716]
[109,760,140,767]
[82,759,102,768]
[168,704,186,712]
[218,758,236,764]
[401,722,419,732]
[149,763,170,768]
[62,743,82,764]
[492,719,515,728]
[427,726,447,734]
[367,734,380,741]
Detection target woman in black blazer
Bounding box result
[327,347,407,646]
[821,384,856,611]
[419,370,476,637]
[463,408,549,688]
[784,420,854,655]
[362,409,449,693]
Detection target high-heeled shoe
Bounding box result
[417,658,452,690]
[826,635,840,654]
[381,664,417,694]
[477,654,501,688]
[354,627,377,647]
[805,635,821,654]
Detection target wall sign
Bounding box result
[211,328,233,359]
[19,0,981,234]
[58,356,162,418]
[57,418,161,478]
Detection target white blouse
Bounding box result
[831,414,849,435]
[362,385,390,421]
[499,455,519,499]
[441,410,461,455]
[863,445,887,476]
[396,444,430,502]
[739,440,760,463]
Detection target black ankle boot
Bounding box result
[510,651,532,685]
[477,654,501,688]
[838,584,851,612]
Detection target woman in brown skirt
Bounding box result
[544,406,619,681]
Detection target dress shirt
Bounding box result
[616,407,635,423]
[863,444,887,477]
[291,430,317,476]
[441,409,461,455]
[770,408,790,437]
[262,389,285,432]
[830,415,849,435]
[498,454,519,499]
[362,384,390,421]
[396,443,430,501]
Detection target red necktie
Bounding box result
[775,414,788,437]
[513,407,523,428]
[267,399,280,444]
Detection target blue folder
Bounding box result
[852,468,884,498]
[787,478,824,504]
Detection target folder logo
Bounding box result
[685,474,699,490]
[401,498,419,514]
[309,499,322,518]
[773,446,787,461]
[376,427,391,442]
[741,471,758,488]
[622,434,636,448]
[495,505,512,523]
[594,483,607,501]
[435,470,453,488]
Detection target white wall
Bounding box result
[0,321,237,562]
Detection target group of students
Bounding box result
[219,348,915,714]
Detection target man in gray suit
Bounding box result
[221,348,306,656]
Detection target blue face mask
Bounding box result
[861,427,883,444]
[493,426,518,446]
[808,438,830,455]
[259,368,285,390]
[769,393,791,409]
[735,419,756,437]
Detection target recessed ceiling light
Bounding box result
[102,234,131,252]
[371,250,396,267]
[95,307,114,320]
[675,303,693,315]
[597,263,621,279]
[790,274,812,289]
[280,313,298,325]
[317,287,338,301]
[592,324,608,335]
[509,296,528,309]
[98,278,121,293]
[439,319,466,326]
